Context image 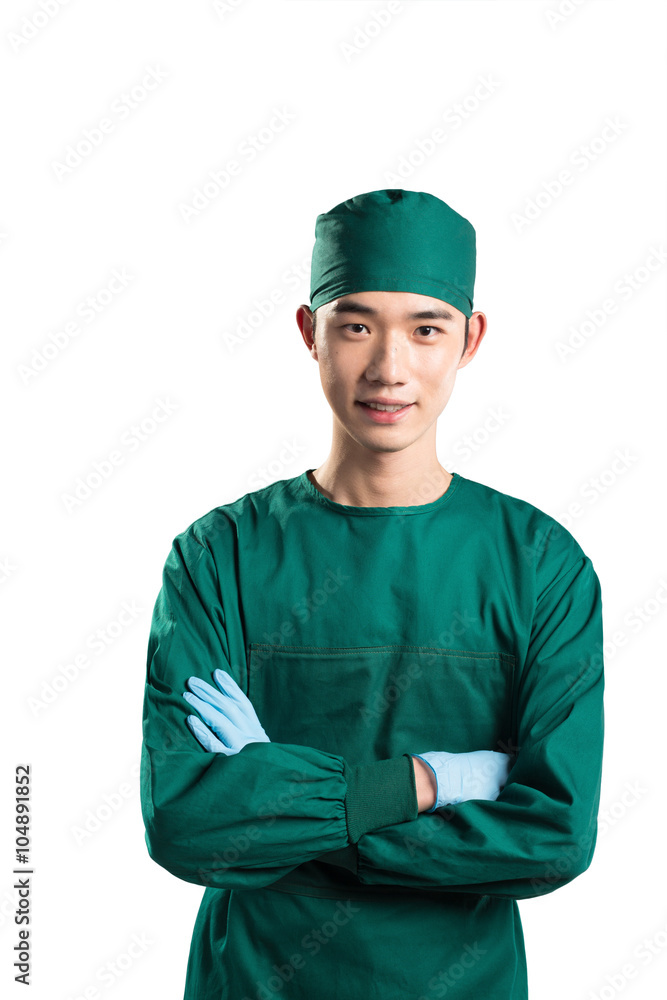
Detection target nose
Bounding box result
[363,333,410,384]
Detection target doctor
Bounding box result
[141,188,605,1000]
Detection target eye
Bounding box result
[342,323,442,337]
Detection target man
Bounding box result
[140,189,605,999]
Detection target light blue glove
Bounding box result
[414,750,512,812]
[182,669,271,755]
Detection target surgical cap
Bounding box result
[309,188,476,319]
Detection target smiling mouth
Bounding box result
[356,401,415,423]
[358,401,412,412]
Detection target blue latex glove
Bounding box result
[414,750,512,812]
[182,669,271,755]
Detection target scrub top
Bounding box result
[140,468,605,1000]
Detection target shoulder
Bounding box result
[171,474,299,554]
[457,473,592,584]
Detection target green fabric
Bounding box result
[140,469,605,1000]
[344,753,417,844]
[309,188,476,317]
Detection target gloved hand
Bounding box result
[413,749,512,812]
[182,669,271,755]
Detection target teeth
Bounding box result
[365,402,407,412]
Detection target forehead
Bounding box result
[323,290,460,323]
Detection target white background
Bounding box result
[2,1,666,997]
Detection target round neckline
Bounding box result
[297,468,462,516]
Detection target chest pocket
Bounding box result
[247,643,516,761]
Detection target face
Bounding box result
[297,290,487,458]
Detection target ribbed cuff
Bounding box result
[343,753,418,844]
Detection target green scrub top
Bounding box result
[140,469,605,1000]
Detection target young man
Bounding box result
[140,189,605,999]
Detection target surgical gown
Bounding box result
[140,468,605,999]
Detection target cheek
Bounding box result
[319,352,349,392]
[318,361,346,403]
[422,369,457,412]
[425,366,453,394]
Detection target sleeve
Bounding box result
[317,553,605,900]
[140,524,419,890]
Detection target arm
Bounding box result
[318,553,605,900]
[413,755,438,811]
[140,524,419,890]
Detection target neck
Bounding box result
[308,449,452,508]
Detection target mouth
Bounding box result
[356,401,415,423]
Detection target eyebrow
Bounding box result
[329,298,457,323]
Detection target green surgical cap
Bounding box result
[309,188,476,319]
